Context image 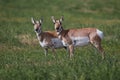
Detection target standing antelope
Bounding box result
[51,16,104,59]
[31,17,66,56]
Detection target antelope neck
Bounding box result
[36,31,42,36]
[57,26,63,35]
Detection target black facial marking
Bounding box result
[35,28,39,32]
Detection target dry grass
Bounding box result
[15,34,38,46]
[0,44,22,52]
[80,8,98,13]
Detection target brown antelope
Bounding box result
[31,17,66,56]
[51,16,104,59]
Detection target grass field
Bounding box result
[0,0,120,80]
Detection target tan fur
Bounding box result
[31,18,65,56]
[38,31,58,42]
[51,16,104,59]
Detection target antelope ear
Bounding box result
[31,17,36,24]
[51,16,56,23]
[60,16,64,22]
[40,18,43,24]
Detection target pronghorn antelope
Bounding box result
[31,17,66,56]
[51,16,104,59]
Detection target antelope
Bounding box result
[51,16,105,59]
[31,17,66,56]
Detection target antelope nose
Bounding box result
[56,28,59,32]
[35,28,38,32]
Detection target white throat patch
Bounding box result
[57,26,62,35]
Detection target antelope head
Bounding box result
[31,17,43,34]
[51,16,64,35]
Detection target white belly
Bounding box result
[61,37,90,47]
[51,38,64,48]
[71,37,90,46]
[39,38,64,48]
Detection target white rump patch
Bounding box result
[97,29,104,39]
[51,38,64,48]
[71,37,90,47]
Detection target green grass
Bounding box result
[0,0,120,80]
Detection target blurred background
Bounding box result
[0,0,120,80]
